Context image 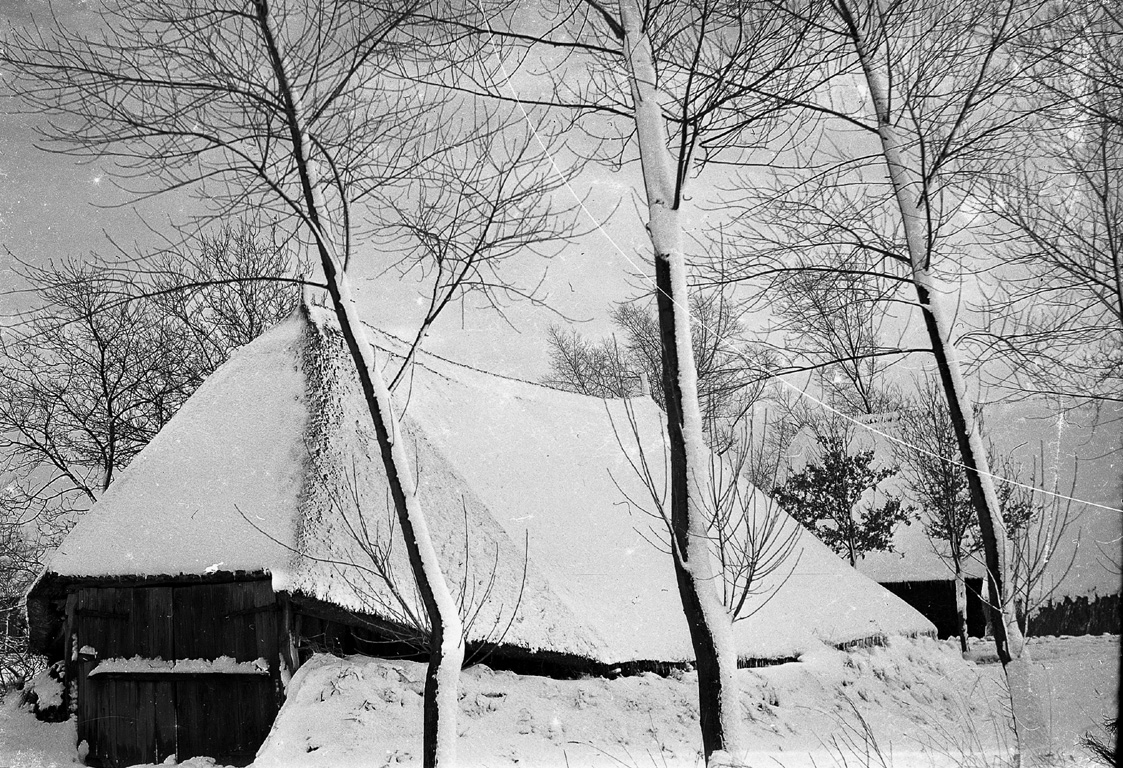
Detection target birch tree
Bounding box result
[572,1,825,758]
[437,0,826,754]
[612,4,742,755]
[695,0,1052,751]
[805,0,1047,752]
[2,2,575,764]
[436,0,821,758]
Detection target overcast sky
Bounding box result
[1,0,1117,591]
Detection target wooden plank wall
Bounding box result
[74,580,280,768]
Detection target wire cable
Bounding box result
[469,12,1122,516]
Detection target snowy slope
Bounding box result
[248,635,1121,768]
[3,635,1118,768]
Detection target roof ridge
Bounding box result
[303,304,645,401]
[361,321,547,389]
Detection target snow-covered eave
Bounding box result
[284,588,691,671]
[281,588,628,671]
[88,655,271,677]
[23,569,274,659]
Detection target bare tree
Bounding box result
[894,378,981,652]
[768,255,906,417]
[993,452,1083,638]
[544,326,634,398]
[819,0,1050,748]
[708,0,1053,752]
[431,0,832,754]
[2,263,176,520]
[964,0,1122,407]
[575,3,795,748]
[146,222,307,385]
[2,1,577,763]
[545,288,771,449]
[607,401,802,627]
[0,227,301,568]
[400,0,839,754]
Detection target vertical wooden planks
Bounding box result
[116,678,139,767]
[129,587,173,660]
[134,680,156,766]
[174,678,198,762]
[251,580,279,669]
[74,580,283,767]
[103,675,118,768]
[153,681,177,762]
[62,593,77,712]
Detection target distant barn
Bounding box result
[779,413,995,641]
[858,546,989,640]
[27,307,934,767]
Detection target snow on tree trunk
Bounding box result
[954,565,968,654]
[252,2,464,765]
[617,0,743,760]
[843,15,1047,757]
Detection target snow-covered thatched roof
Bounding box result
[34,307,933,662]
[782,419,989,584]
[858,524,988,583]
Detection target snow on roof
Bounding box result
[38,307,933,663]
[87,656,269,676]
[858,522,988,583]
[41,313,308,579]
[783,423,989,585]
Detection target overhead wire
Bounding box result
[470,12,1122,516]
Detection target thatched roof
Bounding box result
[32,307,933,663]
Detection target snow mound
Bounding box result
[0,693,78,768]
[253,635,1118,768]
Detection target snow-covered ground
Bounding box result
[1,635,1117,768]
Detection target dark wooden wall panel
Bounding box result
[74,579,279,768]
[174,584,226,660]
[130,588,173,659]
[153,682,177,761]
[115,678,139,767]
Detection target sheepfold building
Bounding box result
[26,306,934,767]
[781,415,993,641]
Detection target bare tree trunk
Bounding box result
[252,2,464,764]
[835,3,1047,757]
[954,563,969,654]
[618,0,743,760]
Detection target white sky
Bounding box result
[0,0,1117,592]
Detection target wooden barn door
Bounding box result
[76,587,176,767]
[75,581,279,768]
[171,582,279,764]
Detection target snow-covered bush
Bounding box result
[18,661,66,721]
